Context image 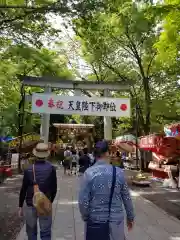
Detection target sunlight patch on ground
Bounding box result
[130,190,165,196]
[130,191,140,197]
[0,185,18,189]
[53,238,70,240]
[6,176,21,181]
[170,237,180,240]
[166,189,179,193]
[58,200,78,205]
[169,199,180,203]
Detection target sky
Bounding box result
[47,14,91,79]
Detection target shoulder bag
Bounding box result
[86,166,116,240]
[32,164,52,216]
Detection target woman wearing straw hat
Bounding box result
[18,143,57,240]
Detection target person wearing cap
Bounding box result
[18,143,57,240]
[78,140,135,240]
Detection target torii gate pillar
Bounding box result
[104,89,112,140]
[40,86,51,144]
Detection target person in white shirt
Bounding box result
[71,150,79,175]
[88,152,95,166]
[63,147,72,175]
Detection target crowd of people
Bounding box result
[18,141,134,240]
[62,147,95,175]
[62,146,126,176]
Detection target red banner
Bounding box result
[140,134,180,158]
[139,134,163,150]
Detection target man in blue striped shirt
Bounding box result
[79,140,135,240]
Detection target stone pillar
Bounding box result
[104,89,112,140]
[40,86,51,144]
[40,114,44,140]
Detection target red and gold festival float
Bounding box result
[139,123,180,181]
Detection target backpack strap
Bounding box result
[108,166,116,221]
[32,164,37,184]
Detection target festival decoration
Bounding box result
[8,133,40,148]
[164,123,180,139]
[114,134,137,152]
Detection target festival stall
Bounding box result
[0,133,40,182]
[8,133,40,152]
[109,135,136,168]
[110,136,151,185]
[53,123,95,151]
[113,135,138,165]
[114,135,136,152]
[139,123,180,188]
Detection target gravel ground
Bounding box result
[0,174,24,240]
[126,169,180,220]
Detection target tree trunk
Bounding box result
[143,77,151,135]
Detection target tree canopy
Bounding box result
[0,43,73,136]
[72,0,180,135]
[0,0,180,138]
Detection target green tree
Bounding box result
[0,43,73,136]
[73,0,180,135]
[74,1,157,134]
[0,1,71,46]
[155,0,180,71]
[152,0,180,125]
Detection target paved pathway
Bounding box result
[16,169,180,240]
[0,174,23,240]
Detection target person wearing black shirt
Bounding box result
[79,148,91,175]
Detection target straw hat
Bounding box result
[33,143,50,159]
